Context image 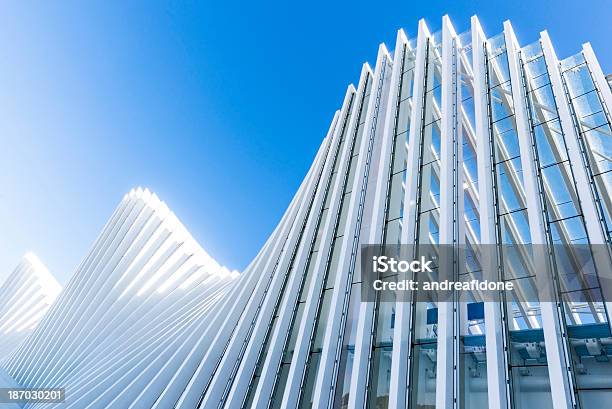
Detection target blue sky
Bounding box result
[0,0,610,285]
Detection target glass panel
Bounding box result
[374,285,396,342]
[397,99,411,135]
[300,257,320,303]
[573,90,604,120]
[499,210,531,245]
[541,162,580,221]
[417,162,440,214]
[528,84,558,126]
[562,62,595,98]
[580,110,609,131]
[533,119,568,167]
[325,236,345,289]
[421,121,441,165]
[523,56,547,80]
[283,303,305,363]
[490,82,514,122]
[337,192,352,234]
[488,53,511,86]
[270,364,290,409]
[366,346,393,408]
[560,52,585,72]
[387,172,405,221]
[460,301,489,408]
[464,139,478,185]
[549,216,588,244]
[509,366,553,409]
[312,290,334,352]
[299,353,321,408]
[495,158,525,214]
[584,125,612,174]
[494,116,521,159]
[400,70,414,101]
[393,131,409,174]
[384,219,402,248]
[408,342,438,409]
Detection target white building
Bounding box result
[159,16,611,409]
[2,14,612,409]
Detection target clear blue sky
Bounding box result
[0,0,610,285]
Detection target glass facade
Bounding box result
[364,40,416,409]
[109,16,612,409]
[296,71,373,408]
[7,15,612,409]
[458,28,489,409]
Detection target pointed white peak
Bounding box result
[0,253,62,360]
[21,252,62,296]
[120,187,240,296]
[1,253,62,303]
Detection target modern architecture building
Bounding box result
[155,15,610,409]
[2,14,611,409]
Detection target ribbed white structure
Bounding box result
[1,188,238,409]
[155,15,610,409]
[2,15,612,409]
[0,253,61,361]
